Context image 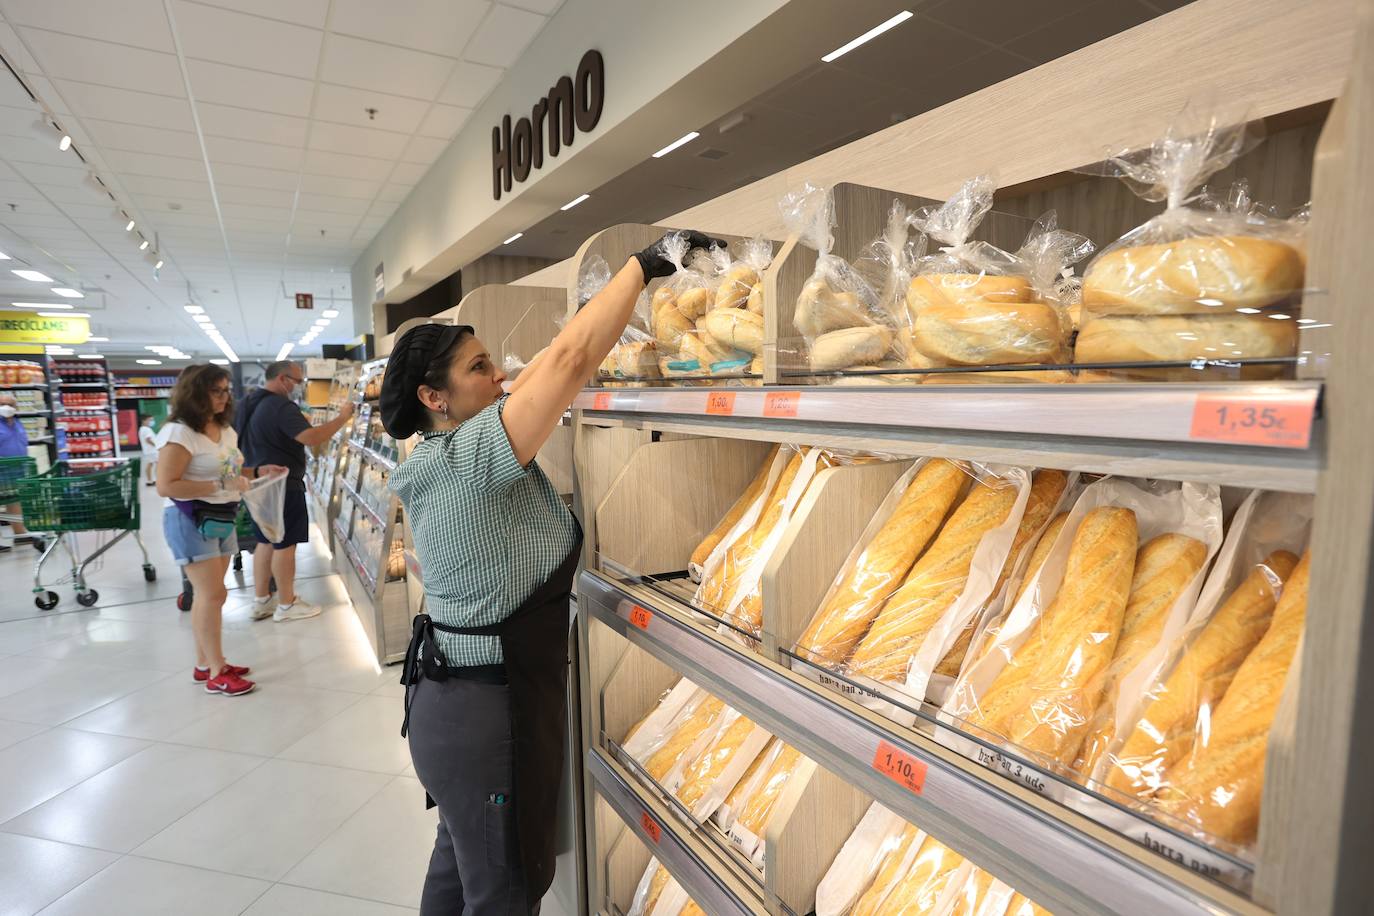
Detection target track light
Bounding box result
[139,239,149,251]
[59,134,71,151]
[154,258,164,270]
[125,218,135,232]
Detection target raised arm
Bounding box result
[501,230,724,466]
[295,400,355,447]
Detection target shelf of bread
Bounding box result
[576,431,1312,912]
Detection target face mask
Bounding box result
[0,405,15,418]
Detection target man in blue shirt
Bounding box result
[236,361,352,622]
[0,393,31,551]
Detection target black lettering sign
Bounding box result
[492,50,604,200]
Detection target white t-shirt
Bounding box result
[138,423,158,458]
[156,421,243,505]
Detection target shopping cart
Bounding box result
[175,502,274,611]
[18,457,156,609]
[0,456,40,550]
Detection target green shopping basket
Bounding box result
[0,456,35,505]
[18,458,156,610]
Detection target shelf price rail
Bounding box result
[578,571,1250,916]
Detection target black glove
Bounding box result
[633,230,728,282]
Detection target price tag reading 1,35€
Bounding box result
[629,605,652,630]
[1189,393,1314,449]
[873,740,927,795]
[592,392,613,411]
[705,391,736,416]
[763,391,800,418]
[640,811,662,844]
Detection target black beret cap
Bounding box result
[378,322,472,439]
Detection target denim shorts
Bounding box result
[162,504,238,566]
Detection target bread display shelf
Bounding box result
[579,570,1247,916]
[588,748,764,916]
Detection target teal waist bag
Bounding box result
[176,499,240,539]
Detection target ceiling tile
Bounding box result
[505,0,564,12]
[210,162,301,190]
[298,173,380,199]
[10,160,87,185]
[319,33,454,99]
[1005,0,1158,63]
[0,133,70,166]
[374,183,412,203]
[0,179,48,201]
[303,149,391,181]
[464,4,545,68]
[119,175,214,202]
[206,136,305,171]
[185,0,329,29]
[103,149,207,182]
[18,28,184,97]
[329,0,490,58]
[388,161,431,185]
[171,0,324,80]
[83,120,203,160]
[220,202,294,222]
[186,59,314,116]
[0,21,41,72]
[402,135,448,165]
[28,182,101,205]
[311,83,430,133]
[196,103,309,147]
[2,0,175,52]
[296,193,370,215]
[307,121,409,159]
[215,183,295,206]
[437,60,502,108]
[417,104,471,139]
[56,82,196,133]
[294,209,362,230]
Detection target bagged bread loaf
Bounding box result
[650,232,748,381]
[815,803,916,916]
[1074,313,1296,379]
[1077,109,1305,380]
[627,860,672,916]
[1156,549,1310,846]
[845,467,1033,709]
[688,445,780,580]
[795,459,968,668]
[852,834,968,916]
[1099,490,1312,799]
[1005,892,1055,916]
[948,868,998,916]
[717,739,806,863]
[672,705,771,820]
[713,236,773,310]
[622,682,728,787]
[1070,532,1211,778]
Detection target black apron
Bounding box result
[401,529,582,903]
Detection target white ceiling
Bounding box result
[0,0,562,361]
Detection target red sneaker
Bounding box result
[205,667,256,696]
[193,663,250,683]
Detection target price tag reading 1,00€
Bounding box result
[592,392,613,411]
[1189,394,1314,448]
[640,811,662,844]
[629,605,652,630]
[705,391,736,415]
[873,740,927,795]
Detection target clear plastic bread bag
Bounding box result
[716,739,806,865]
[696,243,767,380]
[649,231,745,381]
[939,477,1223,785]
[240,468,288,544]
[628,861,689,916]
[851,829,970,916]
[670,703,772,822]
[578,254,656,386]
[779,183,893,377]
[832,463,1034,723]
[1095,491,1311,829]
[501,308,567,378]
[620,680,730,790]
[815,803,917,916]
[1075,108,1306,380]
[687,444,782,582]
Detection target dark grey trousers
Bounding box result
[406,676,537,916]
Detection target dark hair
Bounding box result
[168,364,233,433]
[417,327,474,431]
[265,360,298,381]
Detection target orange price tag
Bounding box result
[1189,394,1313,449]
[705,391,736,416]
[640,811,662,844]
[872,740,927,795]
[592,392,613,410]
[763,391,800,418]
[629,605,652,630]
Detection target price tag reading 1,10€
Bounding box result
[640,811,662,844]
[1189,394,1314,449]
[705,391,736,416]
[873,740,927,795]
[629,605,652,630]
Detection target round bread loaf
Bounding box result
[746,282,763,314]
[810,326,894,371]
[653,303,694,350]
[795,278,871,337]
[702,307,764,354]
[1074,313,1297,368]
[912,300,1066,366]
[675,287,712,319]
[715,263,760,310]
[614,341,660,379]
[906,273,1032,320]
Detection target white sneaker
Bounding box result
[273,601,321,622]
[250,595,275,620]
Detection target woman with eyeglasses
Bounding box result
[157,364,283,696]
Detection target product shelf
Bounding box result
[588,748,765,916]
[339,478,388,528]
[578,570,1249,916]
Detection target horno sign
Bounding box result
[492,50,605,200]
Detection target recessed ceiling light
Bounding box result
[136,359,162,365]
[503,232,524,244]
[821,10,913,62]
[651,131,700,159]
[46,347,74,355]
[12,269,53,282]
[50,288,83,298]
[39,311,86,318]
[209,358,229,365]
[86,336,108,342]
[0,250,9,260]
[184,305,204,314]
[275,342,293,361]
[1296,318,1317,325]
[1268,313,1291,320]
[193,315,211,324]
[321,309,339,318]
[10,302,71,309]
[1236,307,1261,314]
[78,353,103,359]
[560,193,590,211]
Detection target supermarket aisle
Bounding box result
[0,483,431,914]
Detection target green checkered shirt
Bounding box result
[389,397,578,666]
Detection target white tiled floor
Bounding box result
[0,487,433,914]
